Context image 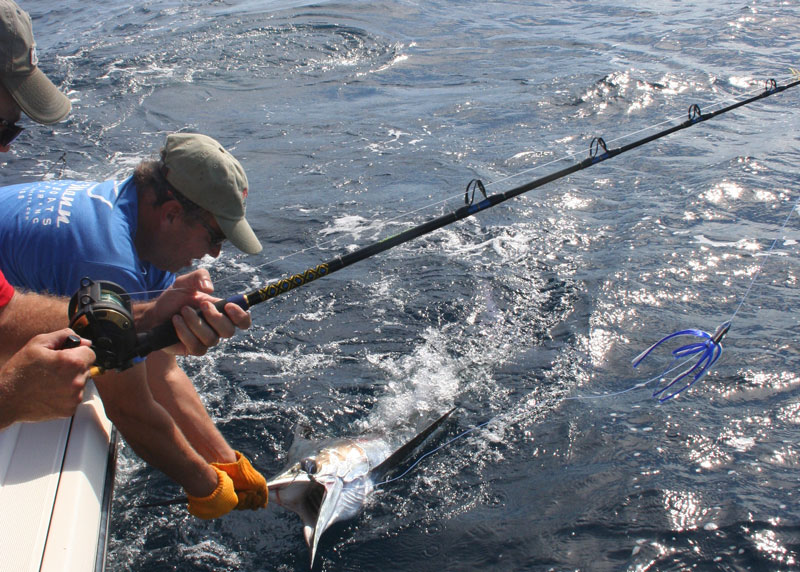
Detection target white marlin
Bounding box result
[267,408,455,566]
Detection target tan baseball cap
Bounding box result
[163,133,262,255]
[0,0,71,124]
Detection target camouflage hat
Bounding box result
[163,133,262,255]
[0,0,71,124]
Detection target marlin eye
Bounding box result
[300,458,317,474]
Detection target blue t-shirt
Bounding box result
[0,177,175,301]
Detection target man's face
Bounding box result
[156,206,226,273]
[0,83,22,152]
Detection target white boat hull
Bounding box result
[0,381,116,572]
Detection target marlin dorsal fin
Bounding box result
[373,407,455,479]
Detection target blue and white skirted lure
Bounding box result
[631,321,731,402]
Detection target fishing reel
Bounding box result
[68,277,138,371]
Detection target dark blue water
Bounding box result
[4,1,800,570]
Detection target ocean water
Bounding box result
[4,1,800,570]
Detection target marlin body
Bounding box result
[267,408,454,566]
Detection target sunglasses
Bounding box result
[196,216,227,248]
[165,186,227,247]
[0,118,24,147]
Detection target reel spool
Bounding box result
[68,277,137,371]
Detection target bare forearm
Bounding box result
[0,291,70,362]
[131,299,160,331]
[94,366,219,496]
[111,401,217,496]
[145,350,236,464]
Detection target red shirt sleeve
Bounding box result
[0,269,15,308]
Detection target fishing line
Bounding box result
[375,418,495,488]
[728,198,800,324]
[141,360,693,507]
[374,352,704,488]
[631,194,800,401]
[142,353,715,505]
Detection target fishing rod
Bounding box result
[72,77,800,372]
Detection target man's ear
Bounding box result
[160,199,183,224]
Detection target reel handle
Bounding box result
[60,334,83,350]
[60,334,104,377]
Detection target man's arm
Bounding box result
[0,268,252,365]
[0,290,71,362]
[93,362,222,497]
[143,349,269,513]
[144,349,237,463]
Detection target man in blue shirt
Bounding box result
[0,0,252,450]
[0,177,174,297]
[0,132,268,519]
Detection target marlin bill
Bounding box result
[267,408,455,566]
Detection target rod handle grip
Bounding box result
[213,293,249,313]
[135,294,250,359]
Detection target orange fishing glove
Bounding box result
[186,466,238,519]
[211,451,268,511]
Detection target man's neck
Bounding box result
[133,186,159,264]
